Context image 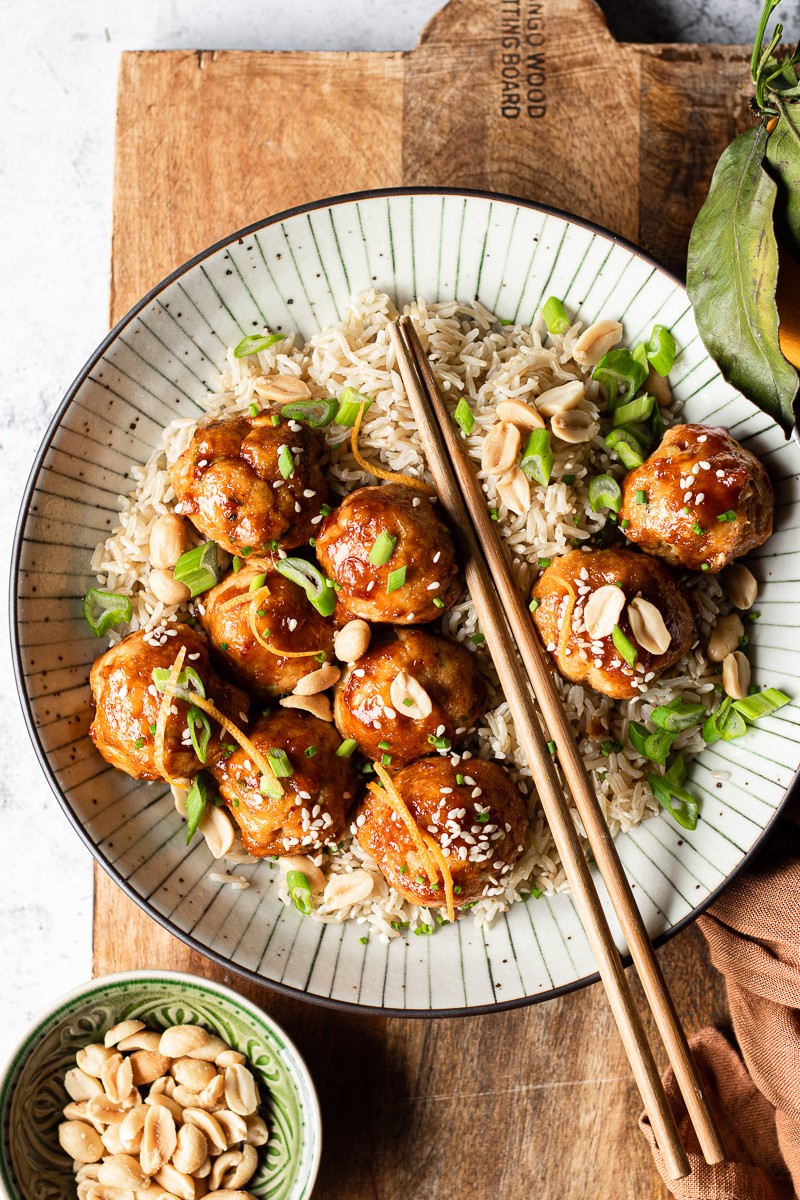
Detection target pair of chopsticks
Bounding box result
[388,316,726,1181]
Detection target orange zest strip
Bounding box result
[181,692,284,799]
[154,645,187,785]
[351,402,436,492]
[246,588,322,659]
[423,832,456,923]
[370,761,438,886]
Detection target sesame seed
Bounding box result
[696,492,705,503]
[700,460,711,470]
[412,497,421,507]
[426,582,440,591]
[384,706,397,719]
[433,551,441,563]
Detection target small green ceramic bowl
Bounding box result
[0,970,321,1200]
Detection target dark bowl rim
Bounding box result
[10,184,797,1020]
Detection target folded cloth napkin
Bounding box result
[639,822,800,1199]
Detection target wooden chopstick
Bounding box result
[396,315,727,1168]
[388,320,692,1181]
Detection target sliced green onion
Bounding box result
[529,597,541,613]
[612,624,637,666]
[692,521,705,536]
[335,386,373,426]
[276,557,336,616]
[336,739,358,758]
[605,427,645,470]
[645,325,677,376]
[490,508,499,521]
[185,773,210,844]
[260,772,284,798]
[134,737,144,749]
[732,687,791,722]
[644,729,676,767]
[631,341,649,372]
[542,296,570,335]
[600,739,622,755]
[83,589,132,637]
[173,541,220,597]
[278,446,295,479]
[520,428,554,486]
[378,740,390,751]
[232,556,242,573]
[592,349,647,408]
[629,721,650,758]
[248,402,259,418]
[612,393,655,428]
[248,572,267,593]
[588,473,623,513]
[368,531,398,566]
[702,697,747,745]
[152,665,206,700]
[233,332,282,358]
[647,769,699,831]
[471,632,485,645]
[538,557,551,569]
[562,473,576,485]
[547,740,556,754]
[433,597,444,609]
[414,924,434,936]
[716,509,737,523]
[305,745,318,758]
[433,736,451,750]
[651,698,706,733]
[187,706,212,764]
[386,566,407,594]
[454,397,474,434]
[267,747,294,778]
[635,489,648,505]
[286,869,312,916]
[280,397,338,428]
[271,414,280,426]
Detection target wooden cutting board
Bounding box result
[97,2,753,1194]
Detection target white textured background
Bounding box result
[0,0,761,1061]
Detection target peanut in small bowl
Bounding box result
[0,970,321,1200]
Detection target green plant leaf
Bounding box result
[687,123,799,435]
[765,98,800,261]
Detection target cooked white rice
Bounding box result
[92,290,726,938]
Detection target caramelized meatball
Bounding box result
[199,560,337,701]
[209,710,358,856]
[89,624,248,781]
[170,413,328,555]
[619,424,773,572]
[356,757,528,908]
[334,628,487,767]
[315,483,462,623]
[531,548,694,700]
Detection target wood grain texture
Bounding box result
[102,2,752,1194]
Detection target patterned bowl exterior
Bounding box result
[0,970,320,1200]
[11,188,800,1015]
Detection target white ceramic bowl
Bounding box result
[11,188,800,1015]
[0,969,321,1200]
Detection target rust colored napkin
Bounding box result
[639,822,800,1199]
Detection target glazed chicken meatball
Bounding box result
[334,627,488,767]
[315,483,462,623]
[170,413,328,556]
[619,424,773,573]
[89,624,248,781]
[531,548,694,700]
[199,560,337,701]
[209,710,358,856]
[356,757,529,908]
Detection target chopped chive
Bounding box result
[336,739,357,758]
[381,753,392,765]
[612,624,637,666]
[359,936,368,944]
[520,428,554,486]
[433,736,451,750]
[386,566,407,593]
[232,556,242,573]
[267,747,294,778]
[529,597,541,613]
[233,332,282,358]
[83,588,132,638]
[241,546,253,557]
[701,562,710,571]
[402,697,414,707]
[368,531,398,566]
[414,924,434,936]
[745,611,761,621]
[454,884,463,895]
[691,521,704,536]
[278,446,295,479]
[620,518,630,529]
[538,557,551,569]
[248,402,259,418]
[149,723,157,735]
[453,397,474,434]
[635,489,648,505]
[433,596,444,609]
[547,740,556,754]
[399,865,408,875]
[470,632,486,645]
[378,740,390,750]
[456,773,465,785]
[271,414,280,426]
[490,508,499,521]
[716,509,737,522]
[542,296,570,334]
[134,737,144,749]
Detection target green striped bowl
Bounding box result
[12,188,800,1015]
[0,971,321,1200]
